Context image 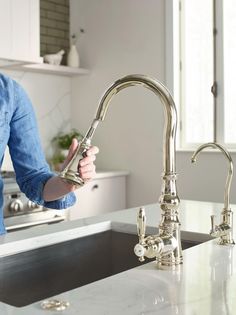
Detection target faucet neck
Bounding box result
[191,142,233,211]
[95,74,177,176]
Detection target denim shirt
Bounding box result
[0,73,76,234]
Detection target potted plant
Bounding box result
[50,152,66,172]
[50,129,84,171]
[52,128,84,150]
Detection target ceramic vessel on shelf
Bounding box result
[43,50,65,65]
[67,45,80,68]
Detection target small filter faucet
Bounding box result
[191,142,235,245]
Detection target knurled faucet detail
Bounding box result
[60,74,183,267]
[191,142,235,246]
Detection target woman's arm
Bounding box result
[9,79,98,209]
[43,139,99,201]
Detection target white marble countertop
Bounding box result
[0,199,235,314]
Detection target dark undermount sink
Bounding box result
[0,230,202,307]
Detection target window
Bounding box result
[168,0,236,149]
[224,0,236,144]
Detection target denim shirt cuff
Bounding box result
[29,173,76,209]
[43,191,76,209]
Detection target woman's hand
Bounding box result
[43,139,99,201]
[62,138,99,182]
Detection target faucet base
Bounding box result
[218,238,235,246]
[156,253,183,267]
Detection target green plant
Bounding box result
[51,152,65,165]
[52,129,84,150]
[49,152,66,172]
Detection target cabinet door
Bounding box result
[69,176,126,221]
[0,0,40,62]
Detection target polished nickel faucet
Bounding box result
[191,142,235,245]
[60,74,183,267]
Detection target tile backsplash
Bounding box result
[1,70,71,171]
[40,0,70,65]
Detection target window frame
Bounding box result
[166,0,236,151]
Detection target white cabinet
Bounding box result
[0,0,41,63]
[69,172,128,221]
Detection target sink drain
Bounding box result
[41,299,70,311]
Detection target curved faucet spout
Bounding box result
[95,74,177,176]
[191,142,233,211]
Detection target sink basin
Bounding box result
[0,227,202,307]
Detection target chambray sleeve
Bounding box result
[7,80,76,209]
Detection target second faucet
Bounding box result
[191,142,235,245]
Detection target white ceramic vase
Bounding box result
[67,44,80,68]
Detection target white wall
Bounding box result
[1,69,72,170]
[70,0,236,208]
[70,0,166,208]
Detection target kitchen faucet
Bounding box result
[191,142,235,245]
[60,74,183,267]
